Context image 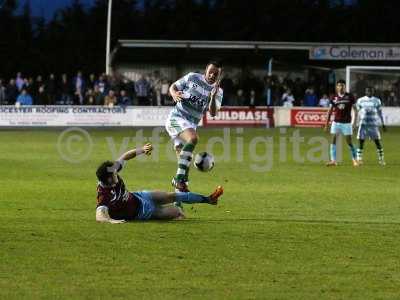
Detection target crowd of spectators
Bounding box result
[0,71,174,107]
[221,72,400,107]
[352,74,400,106]
[220,72,332,107]
[0,71,399,107]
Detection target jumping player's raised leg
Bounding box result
[172,128,198,191]
[165,113,199,192]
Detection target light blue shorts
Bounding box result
[357,125,381,140]
[331,122,353,136]
[132,191,155,220]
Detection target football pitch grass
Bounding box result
[1,127,400,299]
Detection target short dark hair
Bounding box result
[96,161,115,184]
[336,79,346,85]
[207,60,222,69]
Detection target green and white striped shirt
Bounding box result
[173,72,223,124]
[356,96,383,126]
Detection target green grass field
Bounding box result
[1,127,400,299]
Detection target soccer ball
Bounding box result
[194,152,215,172]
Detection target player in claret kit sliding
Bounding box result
[165,61,223,192]
[324,80,359,167]
[95,143,224,223]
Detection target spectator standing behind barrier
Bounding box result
[319,94,330,107]
[46,74,57,105]
[387,91,399,106]
[34,75,44,100]
[36,85,49,105]
[120,77,131,92]
[393,79,400,101]
[355,74,367,99]
[88,73,96,90]
[59,74,73,105]
[135,75,151,105]
[160,78,170,105]
[74,87,84,105]
[120,78,136,104]
[104,90,117,107]
[23,78,34,95]
[0,79,6,104]
[85,88,95,105]
[6,79,18,104]
[232,89,246,106]
[282,89,295,107]
[118,90,132,107]
[303,88,318,106]
[221,75,234,105]
[72,71,86,96]
[248,90,257,107]
[16,89,33,106]
[96,74,108,95]
[108,75,120,93]
[16,72,24,91]
[30,76,38,99]
[149,71,162,106]
[153,76,162,106]
[262,75,275,106]
[293,77,305,106]
[93,85,104,105]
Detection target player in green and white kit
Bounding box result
[166,61,223,191]
[355,87,387,165]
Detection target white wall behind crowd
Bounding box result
[0,106,399,127]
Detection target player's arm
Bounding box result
[377,99,387,131]
[351,96,358,128]
[209,90,219,117]
[118,143,153,162]
[106,144,153,175]
[96,206,125,224]
[324,105,333,131]
[169,73,190,103]
[96,192,125,224]
[169,83,184,103]
[352,104,358,129]
[209,76,223,117]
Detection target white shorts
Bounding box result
[165,112,197,149]
[330,122,353,136]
